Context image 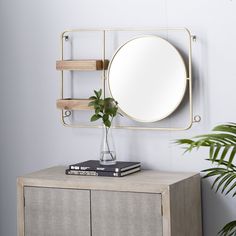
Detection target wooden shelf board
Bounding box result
[56,99,92,111]
[56,60,109,71]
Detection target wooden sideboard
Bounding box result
[17,166,202,236]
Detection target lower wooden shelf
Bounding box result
[56,99,92,110]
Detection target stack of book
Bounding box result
[65,160,141,177]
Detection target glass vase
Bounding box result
[100,125,116,165]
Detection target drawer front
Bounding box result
[24,187,90,236]
[91,190,163,236]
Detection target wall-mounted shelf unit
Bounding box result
[56,60,109,71]
[56,28,199,130]
[56,99,92,111]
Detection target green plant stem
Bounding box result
[104,126,114,160]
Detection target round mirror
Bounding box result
[108,35,187,122]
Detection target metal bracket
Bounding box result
[63,110,72,118]
[193,115,201,123]
[63,35,69,41]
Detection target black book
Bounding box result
[69,160,141,173]
[65,167,141,177]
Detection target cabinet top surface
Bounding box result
[18,166,199,193]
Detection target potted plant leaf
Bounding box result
[89,89,120,165]
[176,123,236,236]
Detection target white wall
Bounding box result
[0,0,236,235]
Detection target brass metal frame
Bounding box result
[107,34,188,123]
[58,28,200,131]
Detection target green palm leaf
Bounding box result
[202,160,236,196]
[176,123,236,236]
[175,123,236,166]
[218,221,236,236]
[213,144,221,162]
[213,123,236,135]
[205,159,236,171]
[228,146,236,167]
[194,134,236,144]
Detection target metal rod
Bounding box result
[61,27,191,33]
[103,30,106,99]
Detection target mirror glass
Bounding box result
[108,35,187,122]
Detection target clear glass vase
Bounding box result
[100,125,116,165]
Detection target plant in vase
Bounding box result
[176,123,236,236]
[89,89,120,165]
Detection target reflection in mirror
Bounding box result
[108,35,187,123]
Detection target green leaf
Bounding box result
[89,96,97,100]
[175,139,194,145]
[194,134,235,145]
[210,143,215,160]
[218,220,236,236]
[104,119,111,128]
[90,114,101,122]
[94,90,99,98]
[202,168,226,178]
[102,114,109,122]
[196,139,210,150]
[213,123,236,135]
[202,164,236,196]
[94,89,102,99]
[108,108,118,117]
[228,146,236,168]
[219,145,231,164]
[95,107,101,114]
[233,191,236,197]
[225,181,236,196]
[88,101,95,107]
[105,108,113,115]
[98,100,104,106]
[205,159,236,171]
[94,104,100,109]
[104,97,115,103]
[97,89,102,98]
[222,175,236,194]
[211,172,228,189]
[212,143,221,162]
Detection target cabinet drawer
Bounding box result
[91,190,163,236]
[24,187,90,236]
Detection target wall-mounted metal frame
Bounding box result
[57,28,200,131]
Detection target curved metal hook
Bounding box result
[63,110,72,118]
